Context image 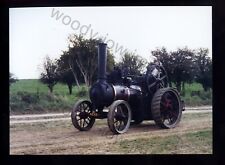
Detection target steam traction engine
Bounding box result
[71,43,185,134]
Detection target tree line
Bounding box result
[38,34,212,95]
[152,47,212,94]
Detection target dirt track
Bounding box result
[10,109,212,154]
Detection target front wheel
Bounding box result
[71,100,95,131]
[107,100,132,134]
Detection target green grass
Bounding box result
[10,79,89,114]
[10,79,81,95]
[182,83,203,95]
[182,112,212,121]
[118,129,212,154]
[180,83,212,106]
[9,79,212,114]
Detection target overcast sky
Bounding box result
[9,6,212,79]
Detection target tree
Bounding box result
[106,50,115,74]
[66,34,115,86]
[57,52,84,94]
[68,35,99,86]
[151,47,173,87]
[58,70,75,95]
[59,51,81,87]
[117,52,147,76]
[9,73,18,86]
[170,48,196,93]
[57,58,75,95]
[152,47,195,93]
[194,48,212,91]
[39,56,58,93]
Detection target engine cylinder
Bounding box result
[112,85,130,101]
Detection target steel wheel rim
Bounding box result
[113,104,129,132]
[160,91,180,127]
[74,101,93,129]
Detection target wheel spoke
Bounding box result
[168,117,172,124]
[169,110,178,117]
[123,119,127,125]
[82,119,85,127]
[77,106,81,112]
[85,119,90,125]
[81,104,85,112]
[115,120,118,127]
[114,120,119,124]
[118,106,123,115]
[86,107,90,113]
[84,105,89,111]
[117,120,122,131]
[79,105,82,112]
[79,118,82,126]
[121,120,126,130]
[83,104,87,109]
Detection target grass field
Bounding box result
[117,129,212,154]
[10,79,85,95]
[9,79,212,114]
[10,79,89,114]
[180,83,212,106]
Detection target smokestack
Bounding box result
[98,43,107,80]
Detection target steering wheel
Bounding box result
[146,64,169,92]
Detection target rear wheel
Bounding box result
[107,100,132,134]
[71,100,95,131]
[151,88,182,128]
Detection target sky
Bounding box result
[9,6,212,79]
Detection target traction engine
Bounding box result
[71,43,185,134]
